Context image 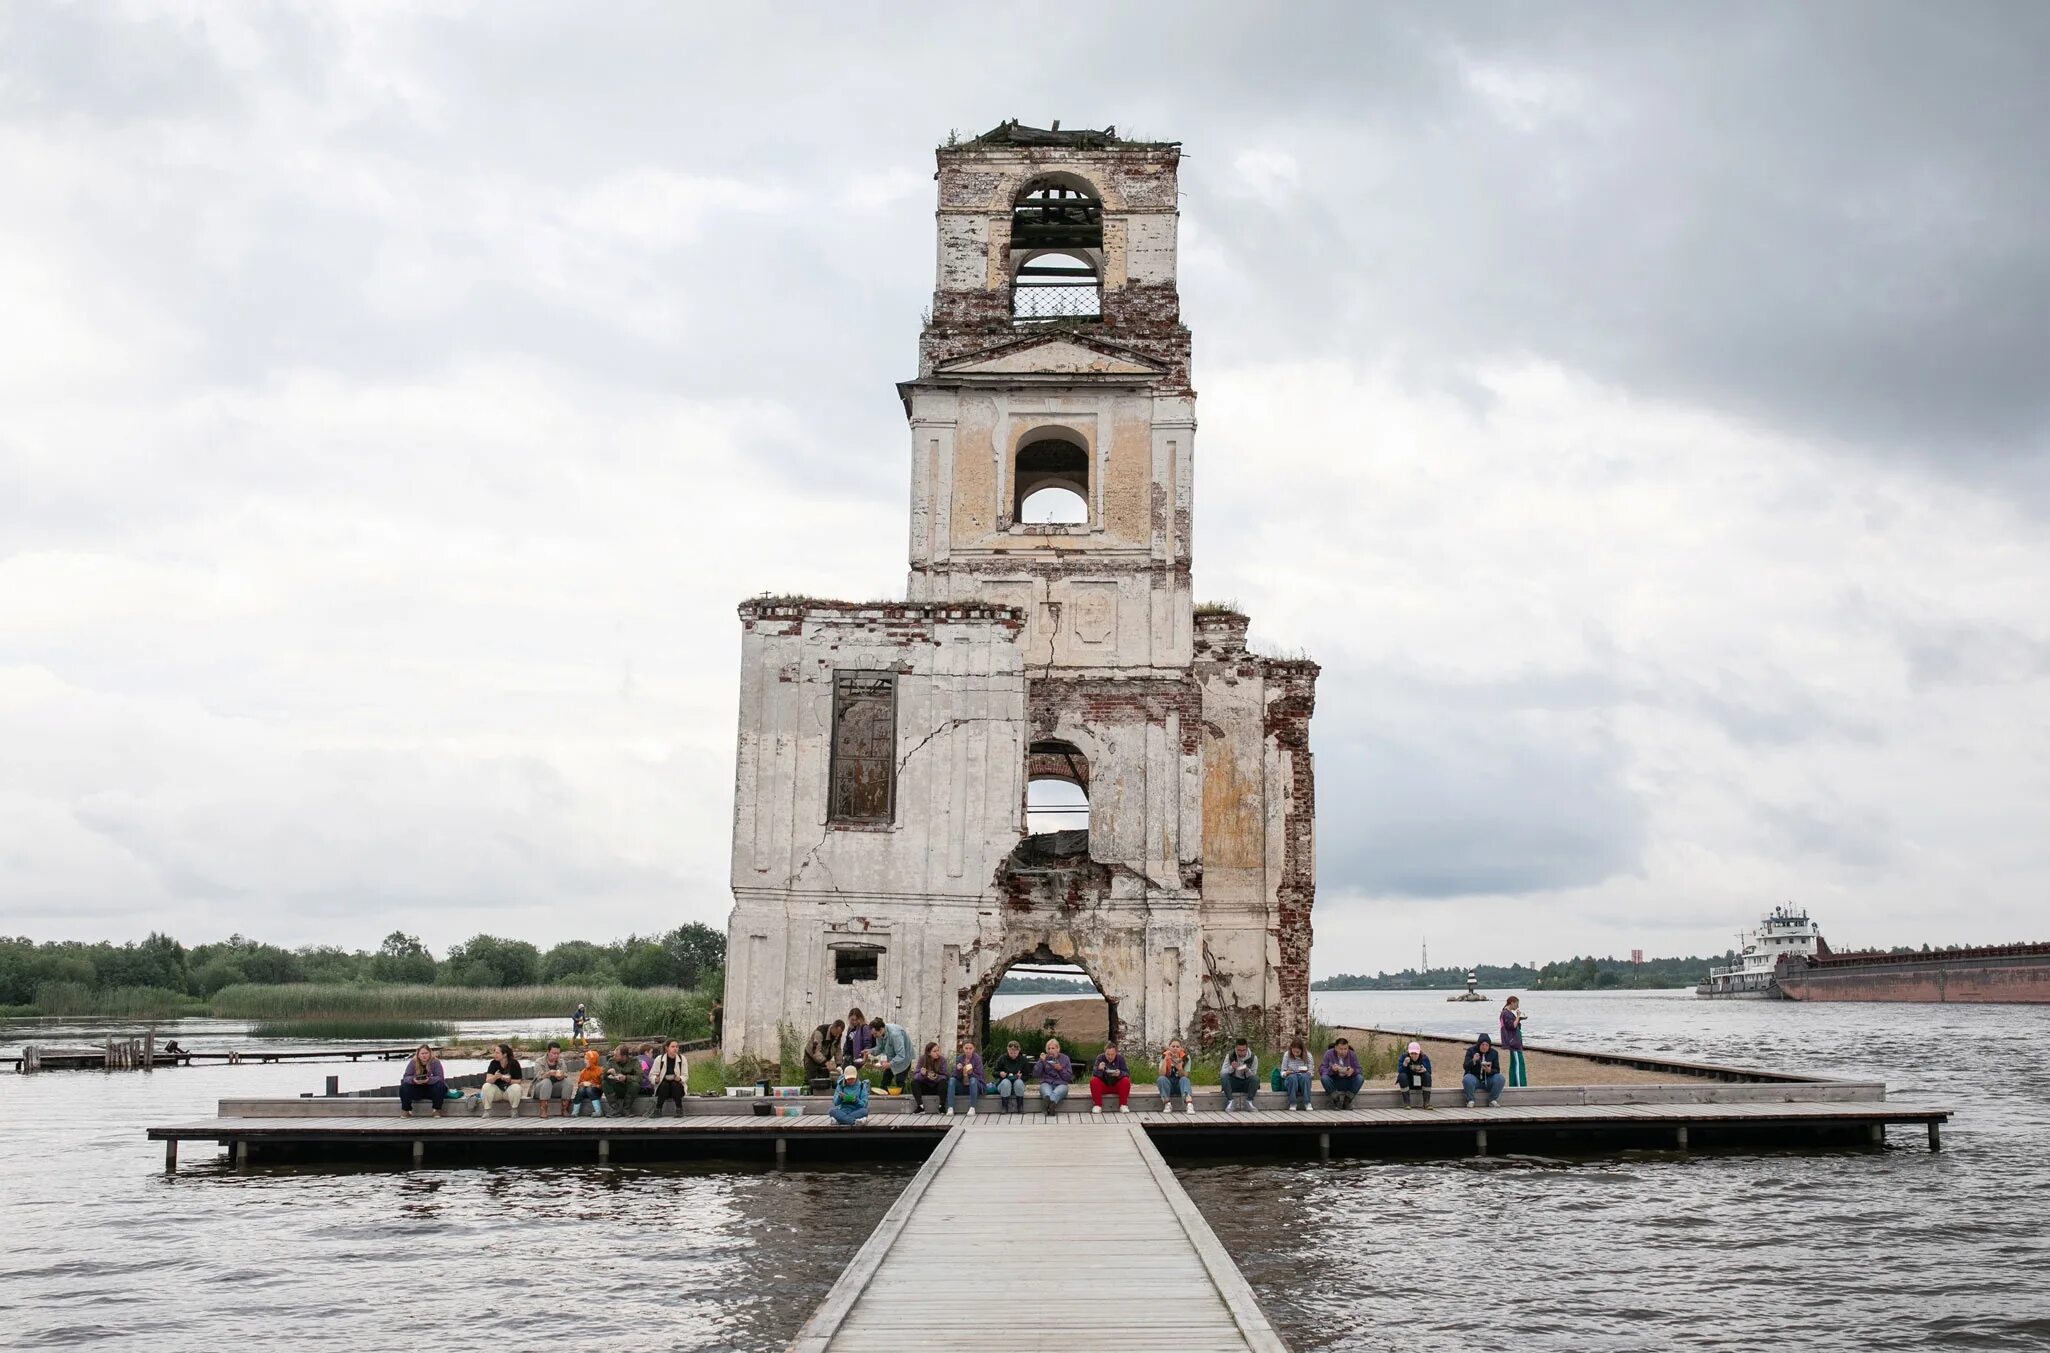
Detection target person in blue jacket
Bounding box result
[1463,1032,1504,1108]
[829,1065,870,1125]
[866,1017,914,1090]
[1396,1040,1433,1109]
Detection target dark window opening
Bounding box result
[1011,180,1102,252]
[828,671,897,824]
[834,948,881,984]
[1014,437,1089,523]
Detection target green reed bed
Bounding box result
[208,983,601,1021]
[248,1018,457,1041]
[591,986,713,1042]
[29,982,207,1019]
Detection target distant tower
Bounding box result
[721,123,1319,1058]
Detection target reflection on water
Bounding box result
[1177,990,2050,1352]
[0,1043,910,1351]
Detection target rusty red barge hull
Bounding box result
[1778,944,2050,1004]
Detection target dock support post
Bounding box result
[1318,1132,1331,1163]
[233,1140,249,1170]
[1675,1125,1689,1152]
[1475,1129,1488,1157]
[1869,1123,1884,1147]
[1928,1120,1942,1152]
[144,1031,155,1074]
[776,1136,788,1169]
[410,1139,424,1169]
[324,1075,339,1097]
[164,1140,178,1173]
[598,1138,610,1165]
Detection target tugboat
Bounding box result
[1696,905,1820,998]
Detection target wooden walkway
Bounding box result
[790,1119,1285,1353]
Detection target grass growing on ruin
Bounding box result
[209,983,601,1021]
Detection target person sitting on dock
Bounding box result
[990,1040,1031,1113]
[1090,1044,1133,1113]
[530,1042,574,1118]
[649,1040,689,1117]
[603,1043,642,1117]
[399,1044,447,1118]
[909,1042,950,1113]
[947,1039,984,1116]
[476,1043,525,1116]
[804,1018,846,1090]
[1157,1037,1194,1113]
[1221,1040,1260,1112]
[1280,1039,1315,1111]
[829,1064,870,1126]
[867,1017,914,1092]
[1499,997,1528,1088]
[1034,1039,1074,1116]
[1319,1038,1364,1110]
[1397,1041,1432,1109]
[1462,1033,1504,1108]
[571,1049,604,1116]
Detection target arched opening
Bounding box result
[1027,777,1089,834]
[1011,175,1102,251]
[1012,249,1101,324]
[1014,434,1089,523]
[976,946,1118,1056]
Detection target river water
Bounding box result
[4,992,2044,1350]
[1170,988,2050,1352]
[0,1016,908,1351]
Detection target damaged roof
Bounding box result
[951,120,1179,151]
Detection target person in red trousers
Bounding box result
[1089,1044,1132,1113]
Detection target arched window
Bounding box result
[1011,176,1102,325]
[1014,435,1088,524]
[1026,777,1089,834]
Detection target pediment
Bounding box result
[937,337,1165,378]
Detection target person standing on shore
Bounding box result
[841,1008,874,1065]
[1500,997,1528,1088]
[1397,1041,1433,1109]
[1319,1038,1364,1109]
[1034,1039,1074,1116]
[1157,1037,1195,1113]
[399,1044,446,1118]
[990,1040,1032,1113]
[571,1002,587,1046]
[1280,1039,1314,1111]
[804,1018,846,1089]
[1463,1032,1504,1108]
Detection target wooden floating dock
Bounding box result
[790,1120,1286,1353]
[146,1096,1949,1172]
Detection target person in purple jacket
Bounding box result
[1500,996,1528,1088]
[398,1044,446,1118]
[1319,1037,1365,1109]
[1034,1039,1074,1116]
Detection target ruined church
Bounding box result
[721,123,1318,1059]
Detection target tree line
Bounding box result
[0,925,726,1008]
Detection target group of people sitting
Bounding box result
[396,1039,693,1119]
[804,1006,1381,1126]
[1390,1029,1520,1110]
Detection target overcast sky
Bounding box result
[4,3,2047,975]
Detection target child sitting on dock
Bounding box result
[570,1049,604,1116]
[829,1065,870,1125]
[1397,1042,1432,1109]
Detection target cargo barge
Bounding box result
[1697,906,2050,1004]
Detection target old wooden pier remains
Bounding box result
[146,1037,1947,1353]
